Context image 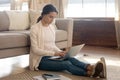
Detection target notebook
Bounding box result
[48,44,85,60]
[42,73,60,80]
[33,74,72,80]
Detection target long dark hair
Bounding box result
[37,4,58,23]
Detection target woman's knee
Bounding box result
[62,61,72,67]
[68,57,77,61]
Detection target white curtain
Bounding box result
[11,0,23,10]
[28,0,51,10]
[115,0,120,49]
[51,0,68,18]
[59,0,68,18]
[28,0,68,18]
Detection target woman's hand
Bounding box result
[54,47,70,57]
[54,51,66,57]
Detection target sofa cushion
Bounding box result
[0,32,29,49]
[1,30,67,48]
[3,30,67,42]
[2,30,30,35]
[0,11,9,31]
[55,30,67,42]
[29,10,41,26]
[5,11,29,30]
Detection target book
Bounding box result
[42,73,60,80]
[33,73,72,80]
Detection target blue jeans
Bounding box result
[38,56,89,76]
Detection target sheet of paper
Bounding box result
[33,75,72,80]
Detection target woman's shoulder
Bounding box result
[30,23,40,30]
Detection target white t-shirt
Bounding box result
[43,26,61,52]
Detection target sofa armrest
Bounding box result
[55,18,73,48]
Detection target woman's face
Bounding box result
[43,12,57,24]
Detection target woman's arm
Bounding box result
[52,45,62,52]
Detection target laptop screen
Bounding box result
[66,44,85,57]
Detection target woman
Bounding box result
[29,4,104,77]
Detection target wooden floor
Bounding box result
[0,45,120,80]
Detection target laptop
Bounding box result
[48,44,85,60]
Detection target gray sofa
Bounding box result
[0,11,73,58]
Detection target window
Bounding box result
[22,1,28,11]
[0,0,28,11]
[0,0,10,11]
[67,0,115,17]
